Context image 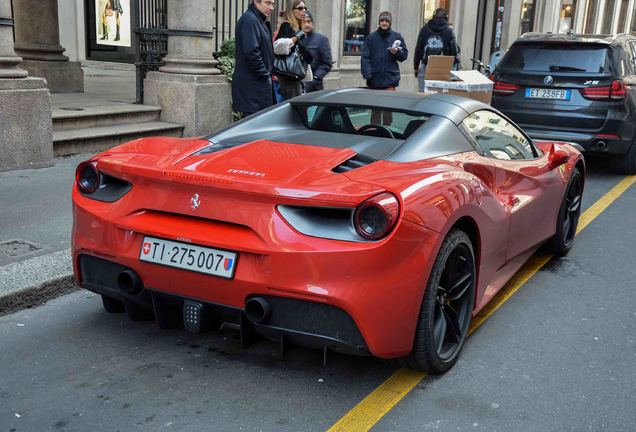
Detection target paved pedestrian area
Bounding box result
[1,159,634,431]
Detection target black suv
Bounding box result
[491,33,636,174]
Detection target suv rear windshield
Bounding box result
[498,43,611,74]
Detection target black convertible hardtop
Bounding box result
[204,90,493,163]
[292,88,489,125]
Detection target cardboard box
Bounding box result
[424,55,455,80]
[421,57,494,105]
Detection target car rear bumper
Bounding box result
[80,254,370,356]
[72,201,444,359]
[525,128,633,155]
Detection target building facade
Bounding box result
[13,0,636,96]
[53,0,636,89]
[2,0,636,171]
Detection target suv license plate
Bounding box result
[139,236,237,279]
[525,88,571,100]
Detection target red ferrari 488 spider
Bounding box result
[72,89,584,373]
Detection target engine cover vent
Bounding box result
[332,154,376,173]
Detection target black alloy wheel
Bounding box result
[433,243,475,362]
[549,168,582,256]
[393,229,476,373]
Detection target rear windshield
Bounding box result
[498,43,611,74]
[293,104,429,140]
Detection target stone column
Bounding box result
[0,0,54,171]
[13,0,83,92]
[144,0,232,136]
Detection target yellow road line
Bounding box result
[327,174,636,432]
[577,175,636,234]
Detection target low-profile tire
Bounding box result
[394,229,476,373]
[101,295,126,313]
[547,167,583,257]
[612,138,636,175]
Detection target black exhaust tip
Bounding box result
[117,270,143,296]
[245,297,272,324]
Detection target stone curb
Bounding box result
[0,248,78,317]
[0,275,78,317]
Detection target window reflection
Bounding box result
[343,0,370,55]
[462,111,536,161]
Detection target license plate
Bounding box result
[525,88,571,100]
[139,236,238,279]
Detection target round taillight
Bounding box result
[354,192,400,240]
[76,161,100,194]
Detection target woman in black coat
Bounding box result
[232,0,276,117]
[274,0,312,100]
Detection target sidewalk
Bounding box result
[0,64,136,315]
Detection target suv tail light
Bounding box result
[493,81,520,96]
[354,192,400,240]
[580,80,627,101]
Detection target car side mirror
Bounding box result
[548,143,570,170]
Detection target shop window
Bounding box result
[617,0,629,33]
[601,0,617,34]
[491,0,506,52]
[343,0,371,55]
[558,0,577,33]
[422,0,452,24]
[520,0,536,34]
[584,0,600,33]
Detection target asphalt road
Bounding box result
[0,154,91,258]
[1,162,635,432]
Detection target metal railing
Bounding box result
[134,0,251,103]
[134,0,168,103]
[212,0,288,52]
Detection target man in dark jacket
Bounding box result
[413,8,459,92]
[301,11,332,93]
[361,11,408,91]
[361,11,407,125]
[232,0,276,118]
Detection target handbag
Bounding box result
[273,46,306,81]
[301,64,313,83]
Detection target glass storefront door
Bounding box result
[85,0,137,62]
[343,0,371,55]
[422,0,452,24]
[520,0,536,34]
[558,0,577,33]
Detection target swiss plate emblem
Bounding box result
[142,242,152,255]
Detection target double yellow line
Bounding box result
[328,174,636,432]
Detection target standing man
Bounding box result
[361,11,408,125]
[301,11,333,93]
[413,8,460,92]
[232,0,276,119]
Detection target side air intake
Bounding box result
[332,154,376,173]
